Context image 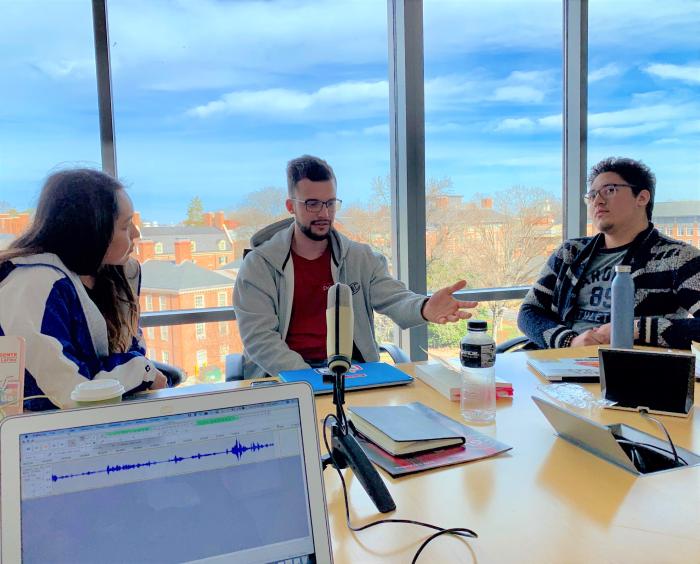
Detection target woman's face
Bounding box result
[102,189,139,266]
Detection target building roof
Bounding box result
[139,225,231,253]
[140,260,234,292]
[654,201,700,220]
[218,258,242,270]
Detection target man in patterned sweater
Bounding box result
[518,157,700,350]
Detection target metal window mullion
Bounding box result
[91,0,117,176]
[563,0,588,239]
[388,0,427,361]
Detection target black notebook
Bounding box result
[347,404,465,456]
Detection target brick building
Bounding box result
[0,212,30,237]
[139,260,240,383]
[133,211,236,269]
[586,200,700,249]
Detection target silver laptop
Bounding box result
[1,383,333,563]
[532,395,700,475]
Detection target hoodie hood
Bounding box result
[251,221,349,274]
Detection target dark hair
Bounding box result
[0,168,139,352]
[588,157,656,220]
[286,155,336,197]
[2,169,122,274]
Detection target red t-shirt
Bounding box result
[285,246,334,362]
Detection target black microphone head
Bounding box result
[326,283,353,374]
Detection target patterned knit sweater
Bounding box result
[517,224,700,349]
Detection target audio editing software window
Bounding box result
[19,400,316,563]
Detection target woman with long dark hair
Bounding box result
[0,168,166,410]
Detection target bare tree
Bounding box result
[460,186,561,340]
[227,187,288,232]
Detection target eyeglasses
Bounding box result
[290,198,342,213]
[583,183,636,203]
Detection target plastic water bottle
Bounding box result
[460,320,496,423]
[611,265,635,349]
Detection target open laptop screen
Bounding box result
[19,398,317,563]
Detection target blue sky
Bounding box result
[1,0,698,223]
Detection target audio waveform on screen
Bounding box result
[50,438,274,482]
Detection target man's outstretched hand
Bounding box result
[422,280,478,324]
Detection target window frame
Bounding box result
[94,0,590,357]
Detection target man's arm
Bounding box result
[636,245,700,349]
[517,244,578,349]
[366,252,429,329]
[233,256,309,376]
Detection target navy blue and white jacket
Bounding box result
[0,253,157,410]
[518,224,700,349]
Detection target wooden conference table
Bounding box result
[318,345,700,564]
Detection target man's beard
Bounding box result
[297,219,331,242]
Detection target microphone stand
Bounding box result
[321,358,396,514]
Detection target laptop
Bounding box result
[1,383,333,563]
[279,362,413,395]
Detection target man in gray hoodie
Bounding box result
[233,155,477,378]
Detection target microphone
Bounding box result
[321,283,396,514]
[326,283,353,376]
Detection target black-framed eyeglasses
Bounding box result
[583,183,636,203]
[290,198,342,213]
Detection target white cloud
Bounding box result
[589,63,622,83]
[495,118,536,132]
[676,119,700,134]
[538,114,562,128]
[590,122,668,139]
[362,124,389,136]
[589,104,686,128]
[31,59,94,80]
[187,80,388,120]
[644,63,700,84]
[491,86,545,104]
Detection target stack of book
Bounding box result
[347,402,511,477]
[414,360,513,401]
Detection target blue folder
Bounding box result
[279,362,413,395]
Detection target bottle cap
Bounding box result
[614,265,631,273]
[468,320,488,331]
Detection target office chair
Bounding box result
[495,336,540,353]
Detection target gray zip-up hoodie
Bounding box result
[233,222,427,378]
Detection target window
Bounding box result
[162,350,170,364]
[196,350,207,367]
[190,241,197,253]
[195,323,206,340]
[218,321,229,336]
[0,2,101,215]
[423,0,563,346]
[219,344,229,364]
[154,242,163,255]
[159,296,167,311]
[588,0,700,251]
[217,291,227,307]
[108,0,389,362]
[682,224,693,236]
[160,326,169,341]
[145,295,153,312]
[146,327,155,339]
[194,295,205,308]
